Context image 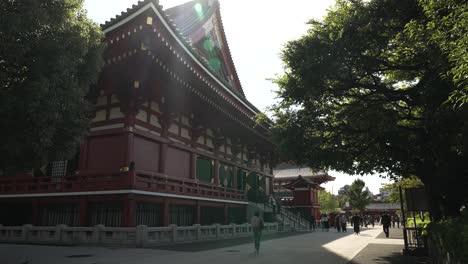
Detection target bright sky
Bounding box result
[83,0,392,194]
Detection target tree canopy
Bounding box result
[0,0,104,170]
[272,0,467,217]
[318,190,339,214]
[382,176,423,203]
[348,179,371,212]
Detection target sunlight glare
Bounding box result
[194,3,203,18]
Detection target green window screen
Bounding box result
[259,175,266,191]
[225,165,233,188]
[196,157,213,183]
[237,169,246,190]
[247,172,258,190]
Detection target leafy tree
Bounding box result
[417,0,468,105]
[318,190,339,214]
[336,185,350,207]
[272,0,468,218]
[337,194,348,209]
[338,185,350,196]
[348,179,371,212]
[382,176,423,203]
[0,0,104,171]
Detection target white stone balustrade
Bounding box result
[0,222,292,247]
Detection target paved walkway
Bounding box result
[0,226,428,264]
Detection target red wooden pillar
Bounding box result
[162,199,169,226]
[315,189,318,206]
[79,197,88,226]
[122,115,135,167]
[232,166,238,190]
[78,140,88,170]
[213,159,220,185]
[159,143,168,174]
[224,203,228,224]
[195,201,200,224]
[159,111,172,176]
[123,197,136,227]
[190,152,197,179]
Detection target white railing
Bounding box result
[0,222,291,247]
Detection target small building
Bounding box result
[273,164,335,220]
[365,203,400,215]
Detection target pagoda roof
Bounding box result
[165,1,244,96]
[365,203,400,211]
[284,175,320,190]
[273,163,335,185]
[100,0,263,121]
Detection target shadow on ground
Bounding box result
[376,227,404,239]
[150,230,313,252]
[348,242,432,264]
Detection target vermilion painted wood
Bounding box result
[0,170,245,201]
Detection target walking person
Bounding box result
[371,215,375,227]
[324,214,330,231]
[251,211,264,254]
[320,214,329,231]
[335,214,341,232]
[309,215,316,231]
[351,214,361,235]
[340,214,347,232]
[381,212,391,238]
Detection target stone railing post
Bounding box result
[215,224,220,238]
[231,223,236,237]
[193,224,201,240]
[170,224,177,242]
[136,225,148,247]
[94,224,104,244]
[22,224,33,241]
[55,225,67,243]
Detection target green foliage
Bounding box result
[406,212,431,228]
[337,194,348,208]
[418,0,468,105]
[272,0,468,216]
[430,211,468,262]
[318,190,339,214]
[348,179,371,212]
[382,176,423,203]
[0,0,104,169]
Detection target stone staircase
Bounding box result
[248,202,310,231]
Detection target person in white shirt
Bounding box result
[340,214,348,232]
[251,211,264,253]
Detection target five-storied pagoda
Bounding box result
[0,0,276,227]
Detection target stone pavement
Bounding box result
[0,226,429,264]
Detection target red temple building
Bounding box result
[0,0,276,227]
[273,164,335,220]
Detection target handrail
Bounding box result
[0,170,247,201]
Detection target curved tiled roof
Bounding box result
[165,0,248,99]
[101,0,264,119]
[366,203,400,211]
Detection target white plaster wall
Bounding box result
[136,110,148,122]
[92,109,106,122]
[109,107,124,119]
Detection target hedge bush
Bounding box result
[429,211,468,263]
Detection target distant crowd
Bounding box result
[314,212,402,237]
